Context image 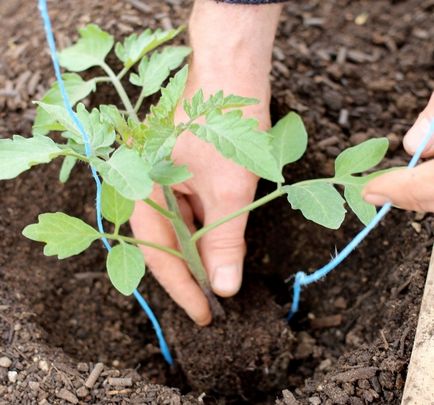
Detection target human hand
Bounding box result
[130,0,282,325]
[363,93,434,211]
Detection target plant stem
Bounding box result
[134,88,147,114]
[92,76,111,84]
[191,188,285,243]
[117,66,129,81]
[143,198,176,219]
[102,232,184,259]
[162,186,225,318]
[100,62,139,121]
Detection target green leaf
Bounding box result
[63,104,116,153]
[101,182,134,226]
[335,138,389,177]
[58,24,114,71]
[142,124,177,164]
[147,65,188,122]
[115,26,183,68]
[270,112,308,169]
[93,145,153,200]
[59,155,77,183]
[34,102,77,134]
[190,109,282,182]
[22,213,100,259]
[130,46,191,97]
[106,243,145,295]
[0,135,63,180]
[344,185,377,226]
[150,160,192,185]
[100,105,133,143]
[33,74,96,136]
[284,182,346,229]
[183,90,258,120]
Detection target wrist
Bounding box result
[188,0,282,77]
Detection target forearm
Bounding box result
[189,0,283,83]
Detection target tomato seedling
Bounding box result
[0,24,390,316]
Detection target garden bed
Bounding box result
[1,0,433,403]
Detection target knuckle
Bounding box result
[206,234,246,252]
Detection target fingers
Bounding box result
[130,187,211,326]
[403,92,434,157]
[199,189,254,298]
[363,160,434,212]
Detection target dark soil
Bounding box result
[1,0,434,404]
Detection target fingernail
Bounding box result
[211,264,241,297]
[404,117,432,154]
[363,193,390,206]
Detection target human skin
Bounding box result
[364,92,434,211]
[130,0,283,325]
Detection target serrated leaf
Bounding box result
[22,212,100,259]
[190,109,282,182]
[100,105,133,143]
[59,155,77,183]
[142,124,177,164]
[115,26,183,68]
[183,90,258,119]
[150,160,192,185]
[344,185,377,226]
[36,103,116,156]
[130,46,191,97]
[33,74,96,136]
[285,182,346,229]
[93,145,153,200]
[335,138,389,177]
[63,104,116,152]
[106,243,145,295]
[34,102,78,134]
[101,182,134,226]
[270,112,308,169]
[147,65,188,122]
[59,24,114,71]
[0,135,63,180]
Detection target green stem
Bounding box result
[92,76,111,84]
[191,188,285,243]
[143,198,175,219]
[100,62,139,121]
[162,186,225,318]
[134,88,147,114]
[117,66,129,81]
[103,232,184,259]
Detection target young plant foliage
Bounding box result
[22,213,100,259]
[106,243,145,295]
[0,22,395,309]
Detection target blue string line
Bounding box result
[288,119,434,319]
[38,0,173,364]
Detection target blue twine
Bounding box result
[38,0,173,364]
[288,119,434,319]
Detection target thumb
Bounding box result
[403,92,434,157]
[199,202,250,298]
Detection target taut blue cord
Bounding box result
[289,119,434,319]
[38,0,173,364]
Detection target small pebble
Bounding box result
[57,388,79,404]
[77,362,89,373]
[0,357,12,368]
[38,360,49,372]
[7,371,17,383]
[308,397,321,405]
[29,381,39,391]
[76,386,89,398]
[411,222,422,233]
